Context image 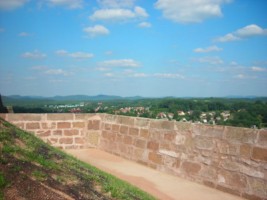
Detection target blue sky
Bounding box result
[0,0,267,97]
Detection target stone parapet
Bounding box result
[1,113,266,200]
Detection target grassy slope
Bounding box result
[0,118,155,200]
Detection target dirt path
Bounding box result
[66,149,245,200]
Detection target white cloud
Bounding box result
[251,66,267,72]
[97,0,135,8]
[21,50,47,59]
[138,22,152,28]
[153,73,184,79]
[194,45,222,53]
[31,66,48,70]
[104,73,115,77]
[96,67,110,71]
[68,52,94,59]
[194,56,223,65]
[0,0,28,10]
[90,6,148,22]
[47,0,83,9]
[131,73,149,78]
[234,74,256,79]
[100,59,140,67]
[18,32,30,37]
[215,24,267,42]
[55,50,94,59]
[44,69,69,76]
[154,0,231,23]
[83,25,110,37]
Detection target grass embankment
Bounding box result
[0,118,155,200]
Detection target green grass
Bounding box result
[0,173,7,200]
[0,118,156,200]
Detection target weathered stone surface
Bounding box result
[140,129,149,138]
[119,125,129,134]
[123,135,133,145]
[251,147,267,162]
[150,120,174,130]
[164,132,176,141]
[181,161,201,175]
[240,144,252,158]
[175,134,186,145]
[57,122,71,129]
[175,122,192,133]
[88,120,100,130]
[75,137,85,144]
[218,170,247,189]
[26,122,40,129]
[221,160,240,172]
[103,114,117,123]
[47,138,58,145]
[73,122,85,128]
[41,122,56,129]
[47,114,73,121]
[148,152,162,164]
[257,130,267,146]
[216,185,240,196]
[147,141,159,151]
[116,116,135,126]
[13,122,24,129]
[129,127,139,136]
[200,166,217,180]
[242,193,262,200]
[159,149,178,158]
[8,114,43,121]
[193,124,224,138]
[36,130,51,137]
[112,124,120,132]
[134,139,146,149]
[104,123,112,130]
[148,129,162,140]
[135,118,150,127]
[87,131,100,146]
[240,165,264,178]
[224,126,257,144]
[133,148,145,160]
[194,136,214,150]
[247,177,267,197]
[102,130,116,141]
[59,138,73,144]
[217,141,239,155]
[53,130,62,136]
[64,129,79,136]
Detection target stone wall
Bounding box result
[1,113,266,200]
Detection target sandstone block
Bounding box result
[129,127,139,136]
[194,136,214,150]
[47,138,58,145]
[104,123,112,130]
[240,144,252,158]
[64,129,79,136]
[175,134,186,145]
[41,122,56,129]
[73,122,85,128]
[36,130,51,137]
[150,120,174,130]
[221,160,240,172]
[8,114,43,121]
[119,125,129,134]
[216,185,240,196]
[148,152,162,164]
[140,129,149,138]
[26,122,40,129]
[133,148,145,160]
[53,130,62,136]
[102,130,116,141]
[103,114,117,123]
[247,177,267,197]
[57,122,71,129]
[87,131,100,146]
[135,118,150,127]
[224,126,257,144]
[200,166,217,180]
[88,120,100,130]
[59,138,73,144]
[181,161,201,175]
[164,132,176,141]
[252,147,267,162]
[13,122,24,129]
[193,124,224,138]
[123,135,133,145]
[116,116,134,126]
[75,137,85,144]
[257,130,267,146]
[159,149,178,158]
[218,170,247,189]
[112,124,120,132]
[47,114,73,121]
[175,122,192,133]
[217,141,239,155]
[147,141,159,151]
[240,165,264,178]
[134,139,146,149]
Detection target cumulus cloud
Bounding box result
[154,0,231,23]
[83,25,110,37]
[0,0,28,10]
[97,0,135,8]
[90,6,148,22]
[215,24,267,42]
[194,45,222,53]
[194,56,223,65]
[55,50,94,59]
[138,22,151,28]
[47,0,83,9]
[21,50,46,59]
[251,66,267,72]
[100,59,140,67]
